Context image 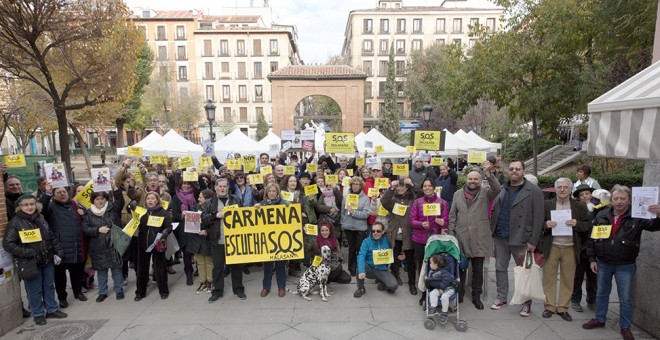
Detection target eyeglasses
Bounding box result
[372,229,383,234]
[508,167,523,172]
[19,202,36,207]
[235,176,244,179]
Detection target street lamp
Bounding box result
[422,104,433,129]
[204,99,216,142]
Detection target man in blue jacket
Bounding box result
[354,222,398,298]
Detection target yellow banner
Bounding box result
[430,157,444,166]
[242,155,257,172]
[591,225,612,239]
[374,145,384,153]
[305,184,318,196]
[406,146,416,153]
[393,164,409,175]
[325,175,338,185]
[147,215,164,227]
[127,146,143,157]
[4,154,26,168]
[304,224,318,235]
[123,206,147,237]
[75,180,95,209]
[375,178,389,189]
[178,155,195,169]
[183,171,198,182]
[346,194,359,209]
[198,156,213,167]
[355,158,365,166]
[227,159,241,170]
[283,166,295,175]
[306,163,317,173]
[414,130,441,151]
[423,203,441,216]
[325,132,355,154]
[224,204,304,264]
[468,150,487,163]
[19,229,42,243]
[373,249,394,265]
[368,187,380,197]
[248,174,263,185]
[260,165,272,175]
[392,203,408,216]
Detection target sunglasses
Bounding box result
[372,229,383,234]
[508,167,523,172]
[235,176,245,179]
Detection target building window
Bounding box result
[137,26,147,40]
[254,62,263,78]
[469,18,479,29]
[178,66,187,80]
[378,81,386,97]
[379,102,385,115]
[397,19,406,33]
[378,60,387,76]
[236,40,246,56]
[269,39,279,55]
[395,60,405,76]
[256,107,264,121]
[486,18,496,32]
[363,19,373,33]
[253,39,262,56]
[362,39,373,54]
[435,18,445,33]
[412,39,422,51]
[156,26,166,40]
[237,62,246,79]
[436,39,445,45]
[413,18,422,33]
[396,39,405,55]
[239,107,248,123]
[206,85,214,101]
[396,82,404,97]
[157,46,167,60]
[220,40,229,56]
[379,39,388,55]
[203,40,212,56]
[364,81,372,98]
[452,18,462,33]
[176,46,186,60]
[364,103,372,117]
[223,107,232,122]
[380,19,389,33]
[204,62,214,79]
[222,85,231,102]
[362,61,372,76]
[255,85,263,102]
[238,85,247,102]
[453,38,462,45]
[175,25,185,40]
[270,61,278,72]
[398,102,404,116]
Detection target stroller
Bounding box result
[418,234,468,332]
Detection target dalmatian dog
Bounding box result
[289,245,332,302]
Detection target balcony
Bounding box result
[396,48,405,55]
[219,50,230,57]
[175,35,186,41]
[269,50,280,56]
[175,54,187,61]
[378,50,388,56]
[203,74,215,80]
[361,50,374,56]
[156,35,167,41]
[221,98,232,103]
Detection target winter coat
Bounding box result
[490,179,545,247]
[315,186,342,225]
[357,234,392,273]
[363,176,390,225]
[587,206,660,265]
[541,198,591,264]
[3,213,63,265]
[83,203,122,270]
[380,187,416,250]
[171,190,199,251]
[410,195,449,245]
[232,184,256,207]
[426,267,456,290]
[200,194,243,247]
[137,206,173,251]
[449,173,501,258]
[435,169,458,204]
[340,191,371,231]
[40,195,86,264]
[185,203,212,256]
[408,166,437,196]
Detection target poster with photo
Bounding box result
[632,187,659,219]
[92,168,112,192]
[45,163,68,188]
[281,130,315,152]
[184,211,202,233]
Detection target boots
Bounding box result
[472,293,484,310]
[393,273,403,286]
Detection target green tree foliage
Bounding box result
[116,43,154,147]
[379,45,400,141]
[256,111,269,140]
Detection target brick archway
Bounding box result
[268,65,367,135]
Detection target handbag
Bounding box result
[510,251,545,304]
[155,239,167,253]
[15,257,39,280]
[110,225,132,256]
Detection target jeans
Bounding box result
[357,265,398,291]
[493,236,527,301]
[262,261,286,290]
[595,261,636,329]
[24,260,59,318]
[97,265,124,295]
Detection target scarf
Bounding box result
[176,189,196,212]
[147,203,162,212]
[90,201,109,217]
[463,185,480,208]
[15,210,49,240]
[263,196,282,206]
[317,233,338,251]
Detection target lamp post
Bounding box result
[204,99,216,142]
[188,122,194,143]
[422,104,433,129]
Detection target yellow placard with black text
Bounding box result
[374,145,384,153]
[414,130,441,151]
[375,178,389,189]
[325,133,355,154]
[242,156,257,172]
[198,156,213,168]
[430,157,444,166]
[227,159,241,171]
[325,175,338,185]
[406,146,416,153]
[283,166,295,175]
[4,154,26,168]
[355,158,365,166]
[373,249,394,265]
[127,146,143,157]
[591,225,612,239]
[19,229,42,243]
[346,194,359,209]
[305,184,318,196]
[392,203,408,216]
[147,215,164,227]
[368,188,380,197]
[306,163,317,173]
[178,155,195,169]
[223,204,304,264]
[183,171,198,182]
[260,165,272,175]
[423,203,441,216]
[75,180,95,209]
[393,164,408,175]
[248,174,263,185]
[467,150,487,163]
[304,224,318,236]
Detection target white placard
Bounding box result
[550,209,573,236]
[364,141,373,149]
[366,156,381,169]
[45,163,68,188]
[91,168,112,192]
[202,141,215,156]
[632,187,659,219]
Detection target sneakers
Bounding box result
[116,292,125,300]
[490,298,507,310]
[438,312,448,324]
[96,294,107,303]
[196,282,207,294]
[34,316,47,326]
[428,306,438,315]
[46,310,68,319]
[235,291,247,300]
[377,281,386,291]
[587,303,596,311]
[519,301,531,317]
[74,293,87,301]
[582,318,606,330]
[621,328,635,340]
[354,287,366,298]
[409,285,418,295]
[59,299,68,309]
[572,302,583,312]
[205,284,213,294]
[208,293,222,303]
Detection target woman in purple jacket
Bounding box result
[409,178,449,303]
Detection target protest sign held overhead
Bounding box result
[242,155,257,172]
[92,168,111,192]
[281,130,315,152]
[127,146,143,157]
[325,132,354,154]
[75,180,95,209]
[45,163,68,188]
[413,130,445,151]
[4,154,26,168]
[223,204,304,264]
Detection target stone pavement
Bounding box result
[1,258,654,340]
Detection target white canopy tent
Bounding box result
[142,129,203,158]
[116,131,162,155]
[214,129,263,159]
[467,131,502,152]
[257,130,282,157]
[587,61,660,160]
[359,128,408,157]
